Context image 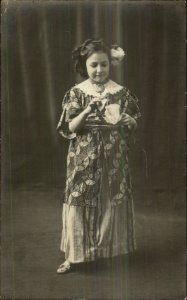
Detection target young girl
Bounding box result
[56,39,141,274]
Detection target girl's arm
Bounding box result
[69,98,101,133]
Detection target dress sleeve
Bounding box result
[56,88,82,139]
[122,88,142,120]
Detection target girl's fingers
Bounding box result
[122,117,130,122]
[92,98,101,103]
[121,117,133,125]
[90,98,101,106]
[121,113,130,117]
[89,98,102,111]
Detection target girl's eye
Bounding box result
[90,62,108,68]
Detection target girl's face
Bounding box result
[86,51,110,84]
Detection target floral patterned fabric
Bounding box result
[57,79,141,208]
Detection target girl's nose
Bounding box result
[96,65,102,73]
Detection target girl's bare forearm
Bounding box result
[69,108,90,133]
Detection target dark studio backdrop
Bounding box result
[1,1,186,299]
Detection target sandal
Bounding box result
[57,260,72,274]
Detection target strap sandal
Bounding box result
[56,260,72,274]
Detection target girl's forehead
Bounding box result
[87,51,109,62]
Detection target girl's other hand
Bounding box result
[120,113,137,129]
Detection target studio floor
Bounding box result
[1,183,186,300]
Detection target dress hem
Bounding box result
[60,245,137,263]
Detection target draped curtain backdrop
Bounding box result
[2,0,185,210]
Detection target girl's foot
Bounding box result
[56,260,72,274]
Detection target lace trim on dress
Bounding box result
[73,79,124,97]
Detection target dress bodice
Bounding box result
[57,79,141,139]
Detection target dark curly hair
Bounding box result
[72,39,111,78]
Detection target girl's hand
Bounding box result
[120,113,137,129]
[84,98,102,114]
[69,99,101,133]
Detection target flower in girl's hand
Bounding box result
[104,104,122,124]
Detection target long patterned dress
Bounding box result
[57,79,141,263]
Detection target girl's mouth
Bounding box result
[95,74,104,78]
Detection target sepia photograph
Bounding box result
[1,1,186,299]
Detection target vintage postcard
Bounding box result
[1,1,186,299]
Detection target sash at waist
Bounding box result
[84,123,128,130]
